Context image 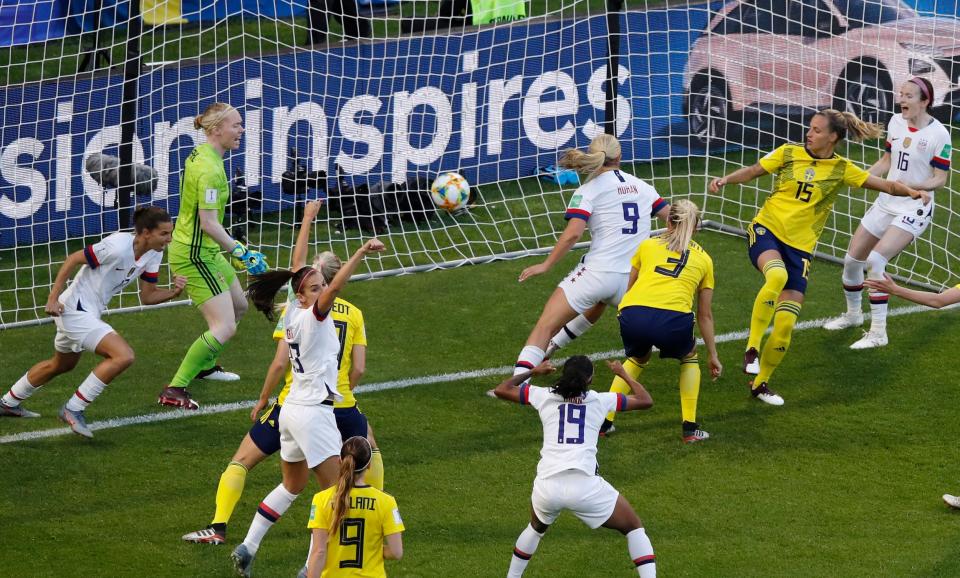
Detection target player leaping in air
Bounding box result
[0,207,186,437]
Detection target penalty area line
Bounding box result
[1,301,952,444]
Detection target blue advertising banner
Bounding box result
[0,7,713,248]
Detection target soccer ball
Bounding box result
[430,172,470,212]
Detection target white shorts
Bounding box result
[861,201,933,240]
[53,307,114,354]
[531,469,619,529]
[278,402,342,468]
[557,263,629,314]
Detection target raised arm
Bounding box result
[605,360,654,410]
[864,274,960,310]
[292,200,323,270]
[493,362,556,402]
[708,163,768,193]
[250,339,291,421]
[518,218,587,282]
[45,250,89,316]
[695,288,722,380]
[314,239,386,315]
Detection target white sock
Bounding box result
[866,251,889,334]
[507,524,544,578]
[3,373,38,407]
[242,484,299,554]
[627,528,656,578]
[549,315,594,350]
[512,346,545,378]
[841,254,866,315]
[65,372,108,412]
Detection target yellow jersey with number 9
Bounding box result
[308,485,405,577]
[618,237,714,314]
[273,297,366,407]
[755,143,870,253]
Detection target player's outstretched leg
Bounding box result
[751,300,800,406]
[58,332,135,439]
[601,495,656,578]
[824,253,866,331]
[679,354,708,443]
[233,482,300,575]
[2,351,82,418]
[507,511,548,578]
[745,259,788,375]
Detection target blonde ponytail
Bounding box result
[559,134,622,182]
[816,108,884,142]
[194,102,236,133]
[661,199,700,254]
[312,251,343,284]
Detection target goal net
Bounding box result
[1,0,957,328]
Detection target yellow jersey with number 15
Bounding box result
[755,143,870,253]
[308,485,405,578]
[618,237,714,314]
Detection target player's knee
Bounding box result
[764,263,789,292]
[865,251,888,279]
[213,321,238,343]
[114,349,135,370]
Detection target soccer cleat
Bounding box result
[743,348,760,375]
[823,311,864,331]
[0,400,40,418]
[485,388,498,399]
[750,382,784,406]
[58,405,93,438]
[196,365,240,382]
[682,422,710,443]
[297,565,308,578]
[231,543,255,577]
[943,494,960,510]
[543,340,560,360]
[182,526,226,545]
[849,330,888,350]
[158,386,200,410]
[599,420,615,437]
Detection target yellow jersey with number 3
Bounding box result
[308,485,405,577]
[618,237,714,314]
[755,143,870,253]
[272,297,366,407]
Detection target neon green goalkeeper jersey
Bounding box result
[172,143,229,252]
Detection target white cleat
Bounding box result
[196,365,240,382]
[485,388,498,399]
[850,330,888,350]
[751,383,785,406]
[943,494,960,509]
[543,340,560,359]
[823,312,864,331]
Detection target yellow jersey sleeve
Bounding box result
[758,144,786,173]
[333,299,365,408]
[843,160,870,187]
[307,487,335,530]
[350,306,367,348]
[700,252,715,291]
[380,492,405,536]
[272,304,288,341]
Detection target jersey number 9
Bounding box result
[339,518,366,569]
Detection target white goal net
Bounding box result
[1,0,958,328]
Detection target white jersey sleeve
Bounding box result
[564,170,668,273]
[875,114,951,215]
[520,385,628,479]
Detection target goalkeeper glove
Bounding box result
[231,241,269,275]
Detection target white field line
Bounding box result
[2,302,954,444]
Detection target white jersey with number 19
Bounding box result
[282,302,344,406]
[519,384,627,479]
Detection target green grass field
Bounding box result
[3,230,960,577]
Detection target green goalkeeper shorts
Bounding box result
[168,242,237,307]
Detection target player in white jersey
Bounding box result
[492,135,670,397]
[0,207,187,437]
[494,356,658,577]
[232,237,385,578]
[824,77,950,349]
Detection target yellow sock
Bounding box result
[211,461,248,525]
[367,448,384,490]
[605,358,647,422]
[679,354,700,424]
[747,260,788,351]
[755,300,801,387]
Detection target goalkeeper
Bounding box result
[159,102,268,410]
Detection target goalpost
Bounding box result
[1,0,957,328]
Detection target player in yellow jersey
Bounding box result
[860,273,960,511]
[307,436,404,578]
[182,201,384,548]
[710,109,930,406]
[600,200,721,442]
